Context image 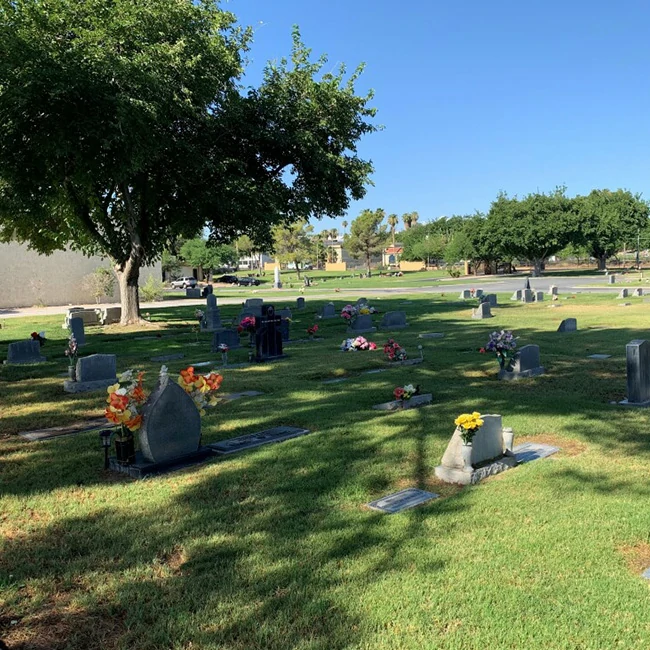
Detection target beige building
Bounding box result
[0,241,161,309]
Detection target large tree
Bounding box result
[576,189,649,270]
[345,208,388,276]
[0,1,377,323]
[272,221,312,278]
[179,238,236,280]
[487,188,578,276]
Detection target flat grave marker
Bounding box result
[513,442,560,463]
[209,426,310,455]
[367,488,439,514]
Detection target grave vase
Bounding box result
[67,365,76,381]
[503,427,514,454]
[115,431,136,465]
[460,442,473,471]
[221,352,228,367]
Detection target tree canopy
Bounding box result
[0,0,377,322]
[345,208,388,275]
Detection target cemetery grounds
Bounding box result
[2,290,650,649]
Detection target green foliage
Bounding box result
[272,221,312,277]
[81,266,116,303]
[139,275,165,302]
[576,189,649,269]
[161,250,182,280]
[401,223,448,264]
[0,2,377,320]
[180,238,236,273]
[344,208,389,274]
[487,188,578,274]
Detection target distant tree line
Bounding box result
[398,187,650,273]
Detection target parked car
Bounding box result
[237,277,261,286]
[214,274,239,284]
[170,276,197,289]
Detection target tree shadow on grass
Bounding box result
[0,412,466,650]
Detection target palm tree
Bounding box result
[342,220,348,233]
[387,213,399,247]
[411,212,420,227]
[402,213,412,230]
[330,228,339,242]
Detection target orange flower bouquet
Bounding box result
[105,369,148,441]
[177,366,224,416]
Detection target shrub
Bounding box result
[447,267,461,278]
[139,275,165,302]
[82,266,116,303]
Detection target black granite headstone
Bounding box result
[254,305,285,361]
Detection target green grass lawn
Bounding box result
[3,292,650,649]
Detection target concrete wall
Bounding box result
[0,241,161,308]
[399,261,425,272]
[325,262,347,271]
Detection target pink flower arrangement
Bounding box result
[341,336,377,352]
[238,316,256,334]
[383,338,408,362]
[340,305,356,320]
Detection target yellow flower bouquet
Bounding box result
[454,412,484,445]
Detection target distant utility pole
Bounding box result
[637,230,641,268]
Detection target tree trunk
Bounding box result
[115,251,143,325]
[597,255,607,270]
[295,263,302,279]
[532,258,544,276]
[366,253,372,277]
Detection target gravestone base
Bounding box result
[346,327,377,335]
[64,378,117,394]
[419,332,445,339]
[498,366,545,381]
[109,447,215,479]
[4,356,46,365]
[435,454,517,485]
[373,393,433,412]
[618,398,650,408]
[200,325,226,333]
[387,358,424,367]
[253,353,288,363]
[380,324,409,330]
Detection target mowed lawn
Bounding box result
[2,292,650,649]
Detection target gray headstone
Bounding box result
[65,308,99,328]
[633,288,643,297]
[139,377,202,464]
[97,306,121,325]
[484,294,497,307]
[209,426,310,455]
[244,298,264,310]
[76,354,117,382]
[355,297,367,306]
[557,318,577,332]
[320,303,337,319]
[151,353,185,362]
[379,311,408,330]
[535,291,544,302]
[186,288,201,298]
[512,344,541,373]
[212,329,242,351]
[608,275,616,284]
[201,306,222,332]
[419,332,445,339]
[588,354,611,359]
[277,308,292,320]
[296,297,306,310]
[348,314,376,333]
[6,340,46,364]
[548,285,558,296]
[69,317,86,346]
[472,302,492,319]
[511,289,522,301]
[522,289,535,303]
[435,415,517,485]
[623,340,650,405]
[474,289,484,298]
[206,294,217,311]
[459,289,471,299]
[618,289,629,299]
[367,488,439,514]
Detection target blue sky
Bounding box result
[230,0,650,232]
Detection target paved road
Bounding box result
[0,274,624,320]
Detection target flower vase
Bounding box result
[248,333,254,348]
[460,443,473,471]
[67,365,76,381]
[115,435,136,465]
[503,427,514,454]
